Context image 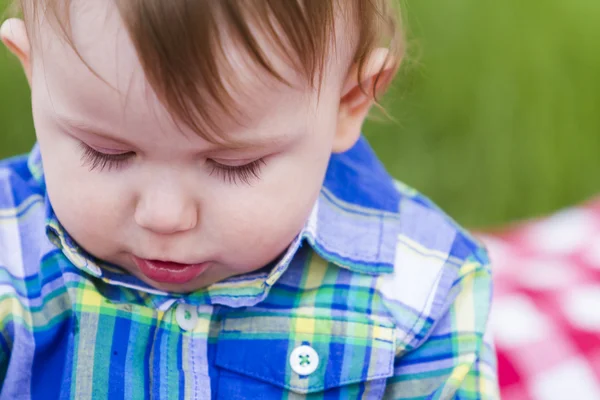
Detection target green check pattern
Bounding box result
[0,139,499,399]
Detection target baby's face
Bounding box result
[30,3,346,292]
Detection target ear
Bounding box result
[333,48,397,153]
[1,18,32,85]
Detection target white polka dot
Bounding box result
[515,258,579,290]
[531,357,600,400]
[581,237,600,269]
[561,285,600,331]
[525,209,596,254]
[490,294,550,347]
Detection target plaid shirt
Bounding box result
[0,137,498,399]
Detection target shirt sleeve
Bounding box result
[0,294,14,385]
[383,258,499,399]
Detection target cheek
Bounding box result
[216,127,332,243]
[40,144,130,255]
[210,161,325,268]
[213,202,304,270]
[48,173,122,234]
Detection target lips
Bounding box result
[132,256,210,284]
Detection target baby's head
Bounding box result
[1,0,403,292]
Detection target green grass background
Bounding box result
[1,0,599,228]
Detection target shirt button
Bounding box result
[175,304,198,331]
[289,345,319,376]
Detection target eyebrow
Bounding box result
[56,115,291,151]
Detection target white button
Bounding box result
[175,304,198,331]
[289,345,319,376]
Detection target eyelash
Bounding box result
[207,159,267,185]
[79,143,266,185]
[80,143,133,172]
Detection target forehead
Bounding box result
[32,1,330,140]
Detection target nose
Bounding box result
[134,184,199,235]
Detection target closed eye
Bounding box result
[79,143,135,172]
[207,158,267,185]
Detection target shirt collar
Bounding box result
[32,136,401,307]
[303,136,402,275]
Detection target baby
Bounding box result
[0,0,498,398]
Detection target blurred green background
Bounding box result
[1,0,599,228]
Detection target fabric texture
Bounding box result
[0,137,498,399]
[481,198,600,400]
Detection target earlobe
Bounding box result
[333,48,397,154]
[1,18,32,85]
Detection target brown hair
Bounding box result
[11,0,404,142]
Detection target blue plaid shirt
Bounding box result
[0,137,498,399]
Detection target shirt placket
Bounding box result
[159,302,215,400]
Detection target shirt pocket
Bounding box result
[215,315,396,399]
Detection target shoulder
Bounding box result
[0,153,47,290]
[392,179,487,265]
[374,180,492,350]
[0,152,44,209]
